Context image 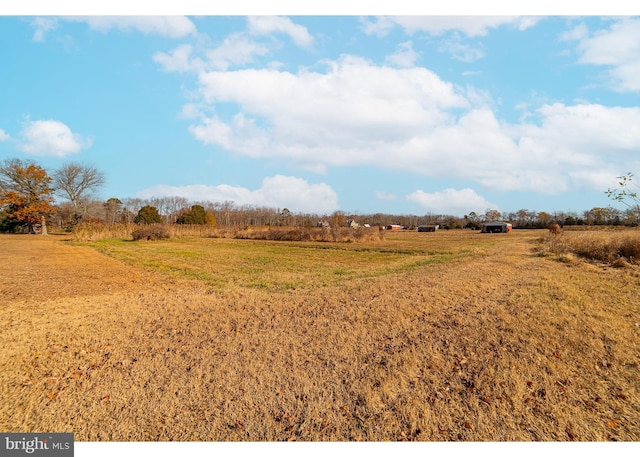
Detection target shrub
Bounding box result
[548,223,562,235]
[0,210,22,233]
[132,224,170,241]
[176,205,208,225]
[134,205,162,224]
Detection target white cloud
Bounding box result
[247,16,314,49]
[361,16,540,38]
[559,23,589,42]
[361,16,537,62]
[30,16,197,41]
[407,188,496,216]
[185,55,640,196]
[0,129,10,142]
[72,16,197,38]
[189,114,270,158]
[17,120,92,157]
[153,44,202,73]
[570,18,640,92]
[385,41,419,68]
[153,18,313,75]
[31,17,58,42]
[154,34,271,73]
[205,34,271,71]
[194,55,468,146]
[136,175,339,214]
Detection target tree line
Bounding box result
[1,157,639,234]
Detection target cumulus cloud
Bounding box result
[568,18,640,92]
[247,16,314,49]
[361,16,540,38]
[0,129,10,142]
[193,55,468,151]
[136,175,339,214]
[406,188,497,216]
[184,54,640,196]
[17,120,92,157]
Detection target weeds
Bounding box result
[74,222,217,241]
[131,225,170,241]
[230,226,385,243]
[543,229,640,266]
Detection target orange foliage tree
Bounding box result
[0,159,56,233]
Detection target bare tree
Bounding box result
[52,162,105,220]
[104,197,123,224]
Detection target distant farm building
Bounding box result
[385,225,402,231]
[417,225,439,232]
[481,222,513,233]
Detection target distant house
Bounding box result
[346,220,360,229]
[418,225,438,232]
[385,225,402,230]
[481,221,513,233]
[316,221,331,228]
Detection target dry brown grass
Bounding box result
[73,222,217,242]
[1,231,638,441]
[231,226,384,243]
[73,223,383,244]
[543,229,640,266]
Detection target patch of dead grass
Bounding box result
[543,229,640,267]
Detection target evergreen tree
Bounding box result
[134,205,162,224]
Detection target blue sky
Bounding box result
[1,3,640,217]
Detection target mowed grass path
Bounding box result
[85,230,501,291]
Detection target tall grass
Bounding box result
[230,226,385,243]
[73,222,217,241]
[73,222,385,243]
[544,229,640,265]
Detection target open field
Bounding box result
[1,230,639,441]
